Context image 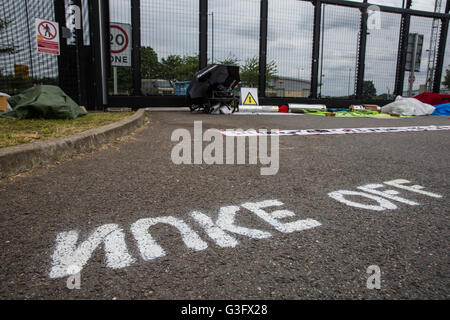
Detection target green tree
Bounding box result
[362,80,377,98]
[218,54,239,66]
[160,54,199,81]
[240,57,277,88]
[112,67,132,94]
[443,68,450,90]
[141,46,161,79]
[175,55,199,81]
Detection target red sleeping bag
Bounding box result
[413,92,450,106]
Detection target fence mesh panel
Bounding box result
[364,11,401,99]
[108,0,132,95]
[403,15,441,95]
[0,0,58,96]
[140,0,199,96]
[207,0,260,89]
[266,0,314,98]
[319,4,360,98]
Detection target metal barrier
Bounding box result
[1,0,449,109]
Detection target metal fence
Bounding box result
[1,0,449,109]
[0,0,59,95]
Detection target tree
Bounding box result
[159,54,199,81]
[218,54,239,66]
[175,55,199,81]
[141,46,161,79]
[0,18,19,54]
[443,68,450,90]
[362,80,377,98]
[240,57,277,88]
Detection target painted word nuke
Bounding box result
[328,179,443,211]
[49,200,321,279]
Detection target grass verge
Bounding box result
[0,112,134,148]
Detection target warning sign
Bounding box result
[36,19,60,55]
[110,23,132,67]
[241,87,259,105]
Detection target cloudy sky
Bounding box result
[1,0,448,97]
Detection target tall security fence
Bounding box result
[0,0,60,95]
[0,0,98,108]
[1,0,449,109]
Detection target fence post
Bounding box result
[258,0,268,97]
[70,0,86,106]
[54,0,67,84]
[131,0,142,95]
[355,2,368,99]
[394,0,412,97]
[199,0,208,69]
[88,0,109,109]
[310,0,322,99]
[432,0,450,93]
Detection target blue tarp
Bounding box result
[432,103,450,116]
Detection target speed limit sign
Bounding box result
[110,23,132,67]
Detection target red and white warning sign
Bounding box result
[36,18,60,55]
[110,23,132,67]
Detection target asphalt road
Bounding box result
[0,112,449,300]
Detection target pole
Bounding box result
[199,0,208,69]
[258,0,268,96]
[356,3,368,99]
[24,0,34,79]
[394,0,412,96]
[348,67,351,96]
[408,33,419,96]
[432,0,449,92]
[319,4,325,97]
[113,66,118,94]
[211,12,214,64]
[71,0,84,105]
[310,0,322,98]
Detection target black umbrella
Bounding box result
[187,64,240,105]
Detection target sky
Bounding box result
[1,0,449,97]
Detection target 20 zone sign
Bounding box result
[110,23,131,67]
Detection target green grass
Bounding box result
[0,112,134,148]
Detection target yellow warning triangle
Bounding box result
[243,92,257,105]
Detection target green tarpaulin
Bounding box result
[0,85,86,120]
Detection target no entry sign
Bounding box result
[110,23,132,67]
[36,18,60,55]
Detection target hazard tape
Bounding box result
[220,125,450,137]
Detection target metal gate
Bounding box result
[1,0,449,110]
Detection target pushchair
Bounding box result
[186,64,240,114]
